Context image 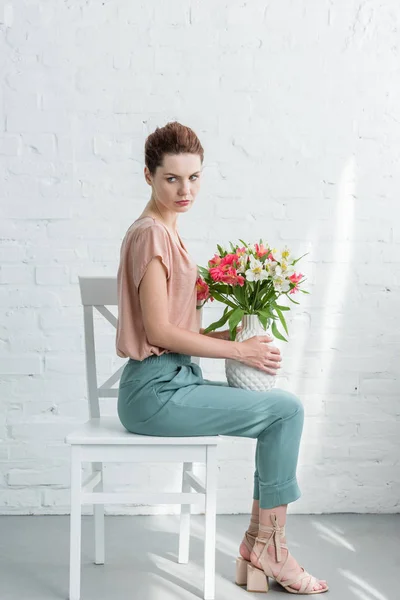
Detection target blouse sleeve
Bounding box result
[132,225,171,288]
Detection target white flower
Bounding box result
[273,275,291,293]
[237,254,249,274]
[273,262,293,291]
[245,256,269,282]
[275,264,295,278]
[265,259,278,276]
[280,245,293,263]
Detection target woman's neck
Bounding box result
[140,199,178,235]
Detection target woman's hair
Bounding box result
[145,121,204,175]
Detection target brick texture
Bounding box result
[0,0,399,514]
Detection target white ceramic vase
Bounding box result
[225,313,277,391]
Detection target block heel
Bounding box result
[247,563,269,593]
[235,556,250,586]
[234,519,258,587]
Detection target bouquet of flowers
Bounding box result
[196,239,309,342]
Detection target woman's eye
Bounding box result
[166,175,199,183]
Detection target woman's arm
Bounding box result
[199,327,242,340]
[138,257,242,360]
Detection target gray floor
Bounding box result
[0,513,398,600]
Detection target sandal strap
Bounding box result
[242,517,259,553]
[256,514,286,563]
[274,552,320,594]
[279,566,318,593]
[242,530,256,553]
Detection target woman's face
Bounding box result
[145,153,202,214]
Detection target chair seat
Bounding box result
[65,417,219,446]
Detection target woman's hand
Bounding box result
[200,326,282,374]
[237,335,281,375]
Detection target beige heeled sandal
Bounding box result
[247,514,329,595]
[235,518,258,586]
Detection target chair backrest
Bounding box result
[78,276,201,419]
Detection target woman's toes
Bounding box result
[318,581,328,589]
[313,581,325,591]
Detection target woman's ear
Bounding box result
[144,166,152,186]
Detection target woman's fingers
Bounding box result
[269,346,281,355]
[259,358,281,374]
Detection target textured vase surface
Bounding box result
[225,314,277,391]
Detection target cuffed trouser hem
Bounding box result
[253,473,260,501]
[254,476,301,509]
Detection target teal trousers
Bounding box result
[117,352,304,509]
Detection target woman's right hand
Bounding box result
[236,335,281,375]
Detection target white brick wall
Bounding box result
[0,0,399,515]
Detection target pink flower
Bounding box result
[210,265,245,286]
[289,272,303,294]
[208,254,222,267]
[209,267,224,282]
[196,276,211,301]
[235,246,247,256]
[209,253,242,286]
[221,269,245,286]
[254,243,268,258]
[220,253,240,267]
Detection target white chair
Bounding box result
[66,276,220,600]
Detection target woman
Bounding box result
[116,121,329,594]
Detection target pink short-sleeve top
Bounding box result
[116,216,199,360]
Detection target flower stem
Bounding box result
[251,281,260,313]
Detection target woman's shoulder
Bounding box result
[120,217,171,260]
[125,216,168,242]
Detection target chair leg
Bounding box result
[93,462,105,565]
[69,447,82,600]
[178,461,192,564]
[204,446,217,600]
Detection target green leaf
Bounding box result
[228,307,245,340]
[197,265,209,278]
[232,283,246,308]
[257,312,269,329]
[238,238,249,248]
[229,241,236,253]
[217,284,228,294]
[217,244,226,256]
[286,294,300,305]
[257,307,272,329]
[211,291,238,309]
[212,284,231,294]
[202,308,233,335]
[292,251,309,265]
[238,284,246,303]
[271,320,288,342]
[275,304,290,311]
[275,306,289,335]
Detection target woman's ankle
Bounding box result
[259,505,288,529]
